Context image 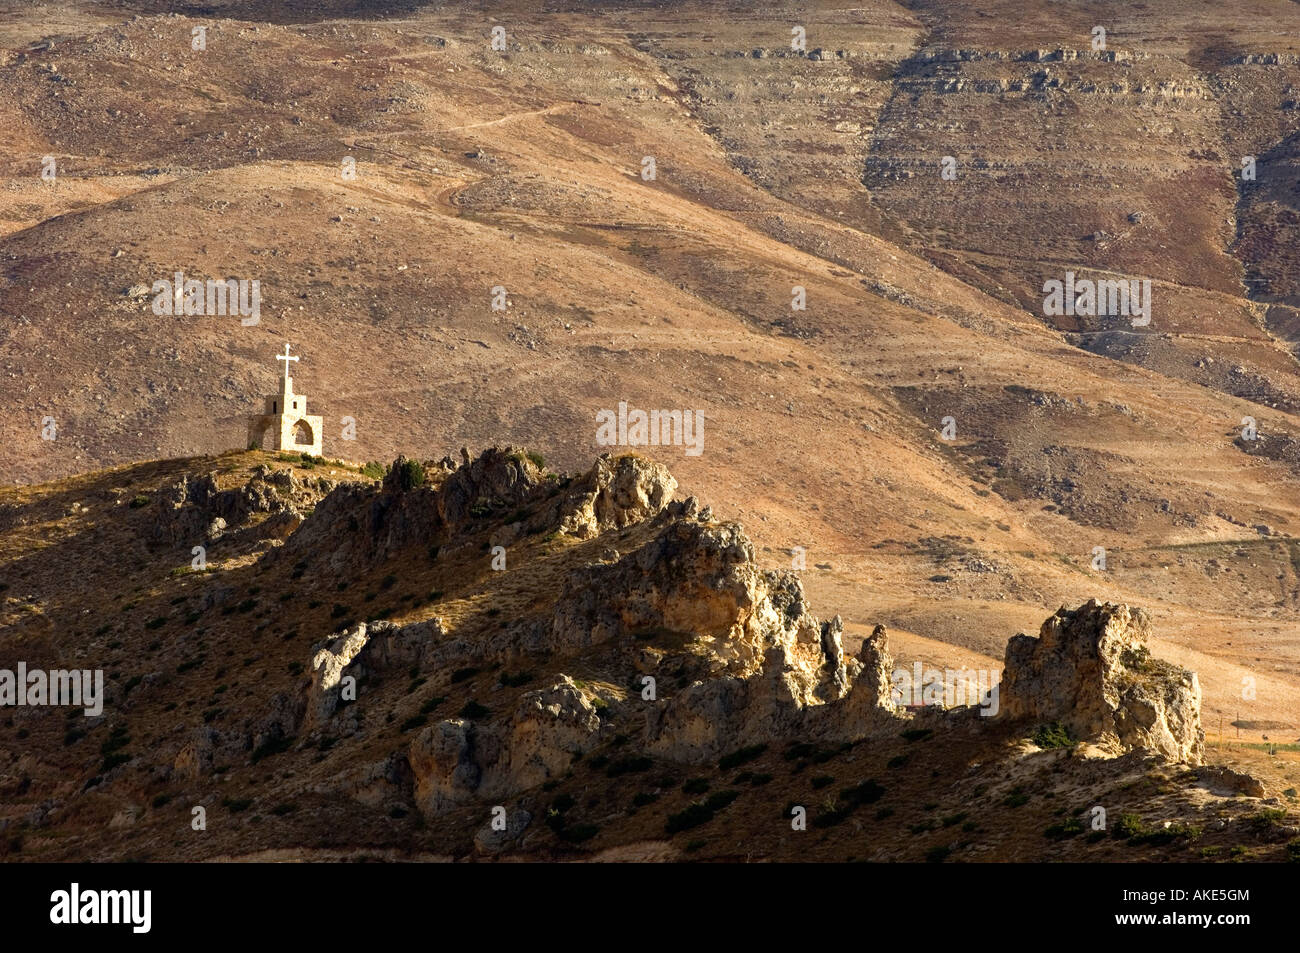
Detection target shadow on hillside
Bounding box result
[96,0,438,26]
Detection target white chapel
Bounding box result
[247,343,324,456]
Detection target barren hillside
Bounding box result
[1,0,1299,862]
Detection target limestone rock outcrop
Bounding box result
[1000,600,1203,763]
[282,448,673,575]
[306,618,446,732]
[151,465,323,546]
[408,676,607,816]
[556,453,677,538]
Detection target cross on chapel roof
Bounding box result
[276,343,299,395]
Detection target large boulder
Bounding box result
[437,447,541,526]
[556,453,677,538]
[407,677,607,817]
[999,600,1203,763]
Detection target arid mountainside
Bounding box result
[0,448,1295,861]
[2,0,1300,766]
[3,1,1300,860]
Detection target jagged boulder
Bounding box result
[999,600,1203,764]
[475,808,532,855]
[556,453,676,538]
[438,447,541,526]
[550,519,796,668]
[407,676,606,816]
[151,472,220,543]
[151,466,315,545]
[305,618,446,732]
[306,624,370,730]
[409,719,484,814]
[501,676,606,789]
[642,620,896,763]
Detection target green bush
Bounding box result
[718,743,767,771]
[1044,818,1084,840]
[666,803,715,834]
[1113,813,1149,840]
[1032,721,1075,749]
[840,779,886,807]
[703,790,740,811]
[1003,787,1030,807]
[558,823,598,843]
[396,459,425,491]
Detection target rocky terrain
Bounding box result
[0,448,1295,862]
[3,0,1300,862]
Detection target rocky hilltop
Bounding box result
[0,447,1291,862]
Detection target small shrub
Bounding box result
[925,844,953,863]
[1044,818,1084,840]
[703,790,740,812]
[400,714,428,732]
[1113,813,1149,840]
[718,743,767,771]
[666,803,714,834]
[1032,721,1075,749]
[840,779,886,807]
[783,742,815,761]
[396,459,425,490]
[558,824,598,844]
